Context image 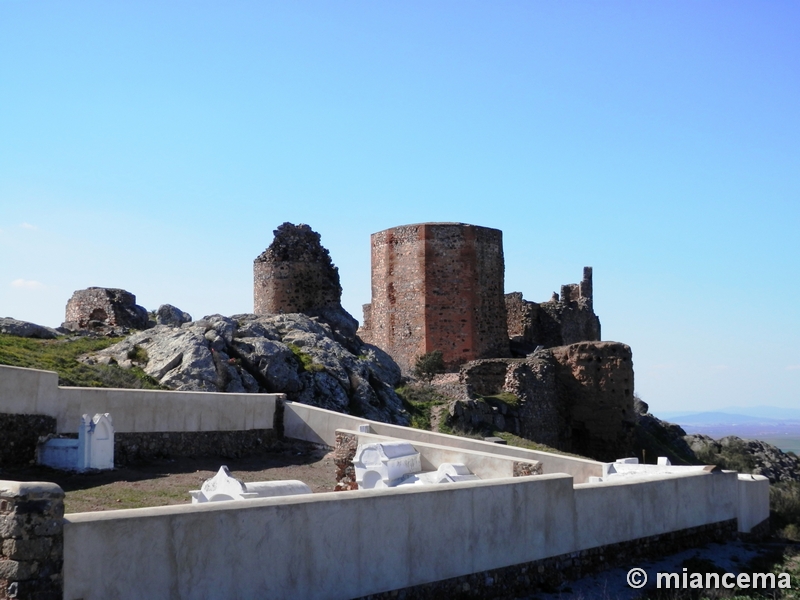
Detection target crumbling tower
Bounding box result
[360,223,510,373]
[254,223,342,315]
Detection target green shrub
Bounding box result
[694,439,757,474]
[412,350,445,382]
[126,345,149,363]
[478,392,520,407]
[771,481,800,539]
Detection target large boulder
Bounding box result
[0,317,59,339]
[156,304,192,327]
[82,311,409,425]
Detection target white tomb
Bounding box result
[595,456,707,482]
[37,413,115,472]
[394,462,481,487]
[354,441,479,489]
[354,441,422,489]
[189,466,312,503]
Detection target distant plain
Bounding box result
[657,407,800,454]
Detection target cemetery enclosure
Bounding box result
[0,364,771,599]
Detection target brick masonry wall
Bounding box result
[0,481,64,600]
[359,519,738,600]
[362,223,509,373]
[361,224,427,372]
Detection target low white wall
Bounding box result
[64,474,576,600]
[0,364,279,433]
[574,470,739,550]
[0,364,59,414]
[63,468,743,600]
[737,474,770,533]
[340,429,539,479]
[285,401,603,481]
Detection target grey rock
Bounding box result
[80,311,410,425]
[0,318,59,339]
[156,304,192,327]
[685,433,800,484]
[231,338,302,393]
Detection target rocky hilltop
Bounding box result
[81,310,409,425]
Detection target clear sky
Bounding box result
[1,2,798,415]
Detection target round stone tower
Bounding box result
[253,223,342,315]
[360,222,510,373]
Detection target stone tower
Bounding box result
[360,223,510,373]
[254,223,342,315]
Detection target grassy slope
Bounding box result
[0,333,161,388]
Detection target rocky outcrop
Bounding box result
[63,287,151,332]
[633,399,699,465]
[685,433,800,484]
[156,304,192,327]
[81,311,408,425]
[0,317,59,339]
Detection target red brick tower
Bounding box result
[360,223,509,373]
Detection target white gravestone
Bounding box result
[189,466,312,503]
[37,413,114,472]
[354,442,479,489]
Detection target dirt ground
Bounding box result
[0,441,338,513]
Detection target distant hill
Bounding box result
[653,409,800,455]
[658,406,800,422]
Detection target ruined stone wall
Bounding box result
[551,341,634,461]
[361,223,509,373]
[504,358,565,449]
[63,288,149,331]
[448,341,634,460]
[253,223,342,315]
[506,267,600,353]
[0,415,56,468]
[0,481,64,600]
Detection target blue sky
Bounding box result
[1,2,798,415]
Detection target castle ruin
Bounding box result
[359,223,510,373]
[253,223,343,315]
[62,287,150,331]
[505,266,600,355]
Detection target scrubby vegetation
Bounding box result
[412,350,445,382]
[771,482,800,542]
[0,333,161,389]
[694,438,758,475]
[288,343,325,373]
[395,383,449,430]
[478,392,520,408]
